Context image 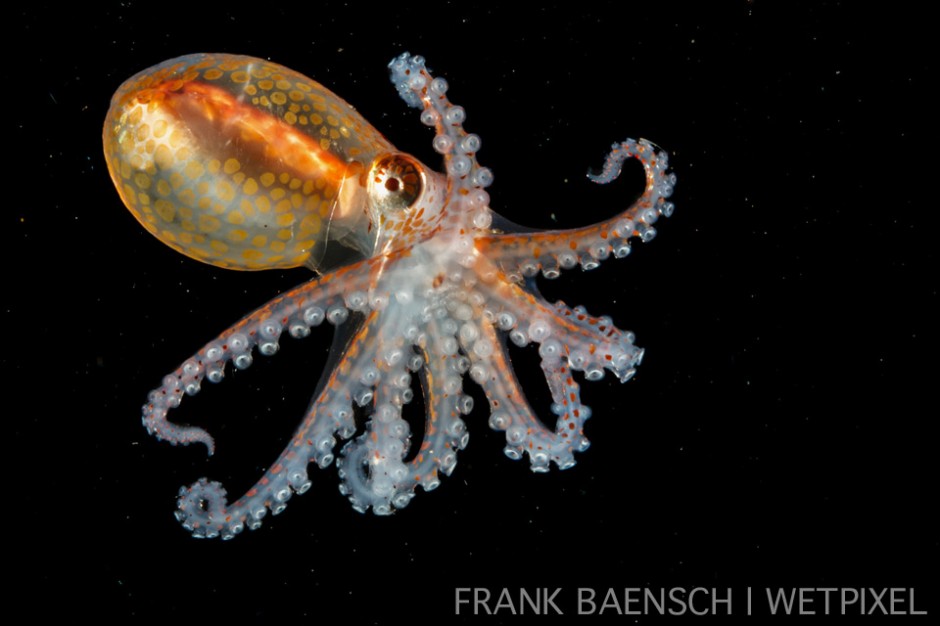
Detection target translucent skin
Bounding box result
[103,53,438,270]
[105,53,676,539]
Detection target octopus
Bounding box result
[103,52,676,539]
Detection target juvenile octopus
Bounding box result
[103,52,676,539]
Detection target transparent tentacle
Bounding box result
[389,53,495,233]
[174,310,383,539]
[473,277,643,470]
[407,317,473,486]
[337,305,413,514]
[141,266,376,455]
[336,311,472,513]
[476,139,676,281]
[478,321,591,471]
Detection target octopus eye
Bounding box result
[368,154,424,213]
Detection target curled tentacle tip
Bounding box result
[176,478,244,539]
[184,427,217,456]
[586,137,668,185]
[143,418,216,456]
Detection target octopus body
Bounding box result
[103,53,676,539]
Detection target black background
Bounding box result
[8,2,935,623]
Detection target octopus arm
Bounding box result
[175,308,383,538]
[141,262,378,454]
[336,306,423,514]
[475,138,676,280]
[474,278,645,471]
[337,316,473,514]
[479,320,589,472]
[139,259,397,538]
[389,54,496,227]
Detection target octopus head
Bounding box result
[340,151,449,260]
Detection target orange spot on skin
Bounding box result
[161,81,348,187]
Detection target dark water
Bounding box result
[9,2,934,622]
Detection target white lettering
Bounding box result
[766,587,797,615]
[455,588,471,615]
[475,588,492,615]
[578,588,596,615]
[868,587,888,614]
[600,587,623,614]
[714,587,734,615]
[842,587,859,613]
